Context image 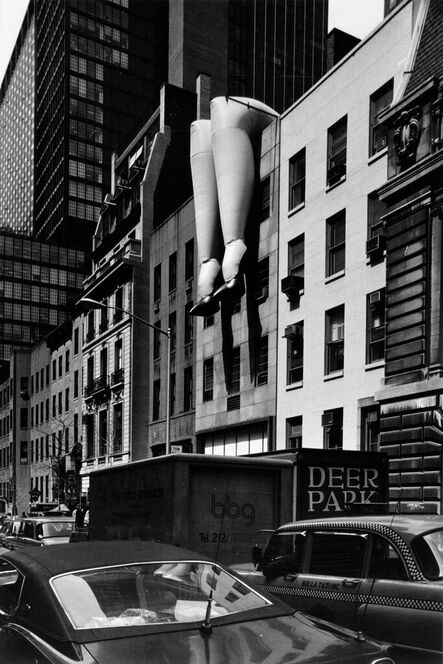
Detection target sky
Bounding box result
[0,0,385,86]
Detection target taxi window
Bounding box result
[308,532,366,577]
[368,535,407,580]
[0,560,23,614]
[20,522,34,539]
[262,532,306,579]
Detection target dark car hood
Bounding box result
[84,613,390,664]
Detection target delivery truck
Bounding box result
[87,449,388,566]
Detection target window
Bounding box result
[52,395,56,417]
[184,303,193,345]
[74,370,79,398]
[185,239,194,281]
[327,116,347,186]
[58,392,63,415]
[368,535,407,580]
[20,408,28,429]
[256,257,269,302]
[0,561,22,614]
[65,350,70,373]
[52,359,57,381]
[86,414,95,459]
[325,305,344,374]
[203,358,214,401]
[58,356,63,378]
[114,288,123,322]
[65,388,70,412]
[326,210,345,277]
[170,372,176,416]
[100,347,107,379]
[288,235,304,278]
[361,406,380,452]
[153,321,161,360]
[367,192,386,240]
[286,322,303,384]
[153,379,160,420]
[322,408,343,449]
[288,148,305,210]
[169,252,177,292]
[114,339,123,370]
[309,531,365,576]
[255,336,268,386]
[98,409,108,457]
[366,289,385,363]
[153,264,161,302]
[228,346,240,395]
[20,441,28,464]
[169,312,176,353]
[74,327,79,355]
[260,176,271,220]
[184,367,193,411]
[113,403,122,453]
[287,416,302,448]
[369,79,393,156]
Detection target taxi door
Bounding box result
[285,530,368,631]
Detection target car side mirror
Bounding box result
[252,545,263,567]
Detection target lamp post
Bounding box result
[79,297,171,455]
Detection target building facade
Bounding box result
[0,3,35,235]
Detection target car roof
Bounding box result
[1,540,213,578]
[18,516,74,523]
[276,515,443,542]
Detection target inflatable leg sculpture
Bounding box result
[190,97,278,316]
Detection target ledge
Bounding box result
[324,370,344,381]
[288,202,305,217]
[368,147,388,166]
[325,176,346,193]
[286,381,303,391]
[325,269,345,284]
[365,360,385,372]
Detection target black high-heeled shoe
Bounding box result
[190,295,220,317]
[213,275,245,304]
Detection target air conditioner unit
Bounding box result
[281,275,304,298]
[321,412,335,427]
[367,411,378,423]
[369,290,382,307]
[327,162,346,185]
[283,324,303,339]
[366,234,386,256]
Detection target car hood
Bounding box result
[84,613,391,664]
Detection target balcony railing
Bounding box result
[111,368,124,387]
[84,374,109,399]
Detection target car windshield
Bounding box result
[412,528,443,579]
[52,561,270,629]
[39,522,74,538]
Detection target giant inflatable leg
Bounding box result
[210,97,278,304]
[190,120,224,316]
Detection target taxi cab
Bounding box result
[233,515,443,658]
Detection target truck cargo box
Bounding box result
[88,453,293,565]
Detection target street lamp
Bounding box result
[79,297,171,455]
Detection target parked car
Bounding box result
[232,515,443,659]
[0,519,13,547]
[4,516,74,550]
[0,540,399,664]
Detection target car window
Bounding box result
[368,535,407,580]
[411,529,443,580]
[41,521,74,538]
[261,532,306,579]
[52,561,271,629]
[0,560,23,614]
[307,532,366,577]
[20,522,34,539]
